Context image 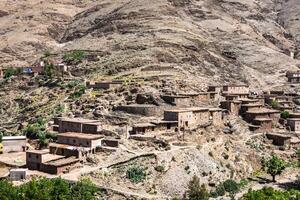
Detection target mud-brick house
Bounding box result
[286,118,300,133]
[50,132,103,157]
[161,95,191,107]
[240,104,264,116]
[26,150,79,175]
[220,100,242,116]
[209,108,224,126]
[131,123,156,135]
[266,133,291,146]
[57,118,101,134]
[186,107,210,126]
[286,71,300,83]
[244,108,280,123]
[2,136,27,153]
[250,118,273,133]
[222,84,249,95]
[116,104,161,116]
[164,109,195,130]
[86,80,123,90]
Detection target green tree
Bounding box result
[184,176,209,200]
[0,179,18,200]
[223,179,240,194]
[280,111,290,119]
[263,155,286,182]
[241,187,300,200]
[71,177,98,200]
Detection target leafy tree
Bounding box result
[281,111,290,119]
[0,179,18,200]
[126,165,146,183]
[71,177,98,200]
[184,176,209,200]
[262,155,286,182]
[44,63,54,79]
[4,67,17,79]
[241,187,300,200]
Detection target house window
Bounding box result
[86,141,89,145]
[28,154,31,158]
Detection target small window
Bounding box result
[86,141,89,145]
[29,154,31,158]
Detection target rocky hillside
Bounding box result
[1,0,300,89]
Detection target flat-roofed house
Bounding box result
[209,108,224,126]
[87,81,123,90]
[222,84,249,95]
[164,109,195,129]
[131,123,156,135]
[240,104,264,116]
[2,136,27,153]
[186,107,210,126]
[220,100,242,116]
[161,95,191,107]
[286,118,300,133]
[244,108,280,123]
[58,118,101,134]
[286,71,300,83]
[116,104,161,116]
[250,118,273,133]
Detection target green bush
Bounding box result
[270,100,279,109]
[223,179,240,194]
[70,84,86,98]
[126,166,146,183]
[241,187,300,200]
[0,177,99,200]
[184,176,209,200]
[210,183,225,198]
[262,155,286,182]
[4,68,17,79]
[154,165,165,172]
[63,50,86,64]
[281,111,290,119]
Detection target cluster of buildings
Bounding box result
[25,117,119,175]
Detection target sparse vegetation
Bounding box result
[4,67,17,79]
[154,165,165,172]
[270,100,279,109]
[63,50,86,64]
[183,176,209,200]
[126,165,146,183]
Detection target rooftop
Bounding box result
[246,108,280,114]
[253,118,272,121]
[3,136,26,141]
[164,109,193,113]
[26,149,49,155]
[57,132,104,140]
[161,95,190,98]
[45,156,79,167]
[119,104,156,108]
[60,117,100,124]
[133,123,156,128]
[42,154,65,163]
[185,107,209,112]
[49,143,93,151]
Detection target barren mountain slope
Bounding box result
[1,0,300,88]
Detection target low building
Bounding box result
[164,109,195,130]
[131,123,156,135]
[251,118,273,133]
[209,108,224,126]
[9,168,27,181]
[116,104,161,116]
[58,118,101,134]
[186,107,210,126]
[220,100,242,116]
[161,95,191,106]
[266,133,291,146]
[2,136,27,153]
[286,118,300,133]
[286,71,300,83]
[240,104,264,116]
[56,132,103,148]
[87,81,123,90]
[26,150,79,174]
[22,66,44,76]
[222,84,249,95]
[244,108,280,123]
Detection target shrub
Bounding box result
[63,50,86,64]
[223,179,240,194]
[281,111,290,119]
[210,183,225,198]
[270,100,279,109]
[241,187,300,200]
[184,176,209,200]
[126,166,146,183]
[70,84,86,98]
[154,165,165,172]
[4,67,17,79]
